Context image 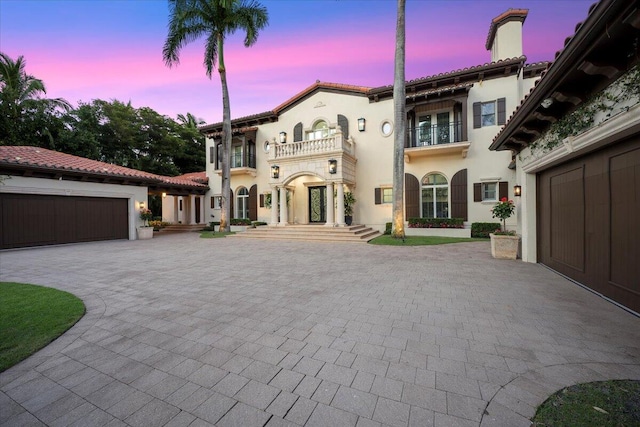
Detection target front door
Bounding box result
[195,197,201,223]
[309,187,326,223]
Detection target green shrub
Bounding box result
[252,221,267,226]
[384,222,392,235]
[230,218,252,226]
[471,222,501,238]
[408,218,464,228]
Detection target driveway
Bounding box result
[1,234,639,427]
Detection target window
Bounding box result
[263,140,270,153]
[482,182,497,201]
[473,98,506,128]
[306,120,335,140]
[209,146,214,164]
[236,187,249,219]
[215,143,222,169]
[382,188,393,204]
[211,196,221,209]
[481,102,496,127]
[381,120,393,137]
[231,145,242,168]
[422,173,448,218]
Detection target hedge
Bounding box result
[471,222,501,238]
[408,218,464,228]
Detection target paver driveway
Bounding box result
[1,233,639,427]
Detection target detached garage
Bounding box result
[490,0,640,314]
[0,146,208,250]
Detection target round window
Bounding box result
[381,120,393,137]
[263,140,270,153]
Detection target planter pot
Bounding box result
[490,233,519,259]
[137,227,154,240]
[345,215,353,226]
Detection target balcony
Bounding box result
[404,121,470,162]
[215,152,257,177]
[270,131,355,161]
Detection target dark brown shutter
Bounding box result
[211,197,215,209]
[405,173,420,220]
[499,181,509,199]
[259,194,264,208]
[374,188,381,205]
[293,122,303,142]
[338,114,349,140]
[474,183,482,202]
[249,185,257,221]
[209,146,214,163]
[473,102,481,129]
[230,190,234,219]
[451,169,468,221]
[497,97,506,125]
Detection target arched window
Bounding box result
[422,173,448,218]
[306,120,336,141]
[236,187,249,219]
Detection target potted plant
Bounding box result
[137,207,154,240]
[489,197,518,259]
[344,191,356,225]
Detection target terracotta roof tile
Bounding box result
[273,81,371,113]
[485,9,529,50]
[173,171,208,184]
[408,82,474,99]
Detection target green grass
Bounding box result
[369,235,487,246]
[532,380,640,426]
[200,231,236,238]
[0,282,85,372]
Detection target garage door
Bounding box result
[0,194,128,249]
[538,134,640,313]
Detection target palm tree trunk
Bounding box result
[391,0,406,239]
[218,33,232,233]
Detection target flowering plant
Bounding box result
[490,197,515,232]
[139,208,153,226]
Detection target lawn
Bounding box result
[200,231,236,238]
[0,282,85,372]
[532,380,640,426]
[369,235,487,246]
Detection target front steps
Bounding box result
[229,224,381,243]
[158,224,206,234]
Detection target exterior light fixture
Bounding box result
[540,98,554,108]
[328,159,337,174]
[279,131,287,143]
[139,201,145,208]
[358,117,366,132]
[271,165,280,179]
[162,192,167,198]
[514,185,522,197]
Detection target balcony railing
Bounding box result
[271,131,354,160]
[406,121,464,148]
[229,153,256,169]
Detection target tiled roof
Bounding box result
[273,81,371,114]
[0,146,208,189]
[408,82,474,99]
[173,171,208,184]
[485,8,529,50]
[205,126,259,138]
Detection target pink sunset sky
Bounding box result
[1,0,593,125]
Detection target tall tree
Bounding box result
[391,0,406,238]
[175,112,207,173]
[0,52,70,146]
[163,0,268,232]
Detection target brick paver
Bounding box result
[1,234,640,426]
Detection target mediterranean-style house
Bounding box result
[198,9,547,236]
[490,0,640,314]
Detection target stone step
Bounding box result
[229,224,381,242]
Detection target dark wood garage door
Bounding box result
[538,134,640,313]
[0,194,128,249]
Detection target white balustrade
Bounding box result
[272,131,354,160]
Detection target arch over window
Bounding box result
[236,187,249,219]
[306,120,336,141]
[421,173,448,218]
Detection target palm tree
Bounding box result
[176,112,205,128]
[391,0,406,239]
[163,0,268,232]
[0,52,71,145]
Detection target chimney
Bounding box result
[486,9,528,62]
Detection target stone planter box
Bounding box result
[406,228,471,238]
[490,233,520,259]
[137,227,154,240]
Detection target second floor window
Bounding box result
[306,120,336,141]
[481,101,496,127]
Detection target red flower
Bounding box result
[501,197,507,202]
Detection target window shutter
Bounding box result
[451,169,468,221]
[499,181,509,199]
[293,122,303,142]
[474,183,482,202]
[211,197,215,209]
[209,146,214,163]
[374,188,381,205]
[249,185,257,221]
[337,114,349,140]
[497,98,506,125]
[230,190,234,219]
[473,102,481,128]
[259,194,264,208]
[405,173,420,220]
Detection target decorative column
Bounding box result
[189,196,197,225]
[279,186,288,226]
[336,183,346,227]
[270,187,279,226]
[325,182,335,226]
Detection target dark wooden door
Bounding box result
[538,134,639,313]
[309,187,326,223]
[195,197,201,223]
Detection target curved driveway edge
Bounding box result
[1,234,639,427]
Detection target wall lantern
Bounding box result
[139,201,145,209]
[271,165,280,179]
[328,159,337,174]
[357,117,366,132]
[514,185,522,197]
[279,131,287,143]
[162,192,167,198]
